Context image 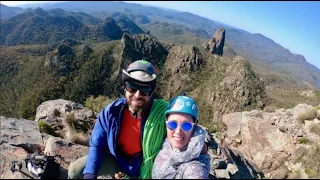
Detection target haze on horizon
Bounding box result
[1,1,319,70]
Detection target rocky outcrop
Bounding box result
[1,99,265,179]
[35,99,96,142]
[1,116,43,179]
[0,114,260,179]
[44,44,76,76]
[223,45,237,58]
[78,44,93,57]
[120,33,168,68]
[210,56,267,119]
[300,90,316,98]
[55,44,75,57]
[114,14,145,35]
[220,104,320,179]
[204,128,261,179]
[0,116,89,179]
[95,17,124,40]
[61,39,81,46]
[203,27,225,56]
[165,45,203,74]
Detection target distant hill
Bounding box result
[113,14,145,34]
[225,29,320,89]
[0,8,91,45]
[0,4,24,20]
[19,1,319,89]
[47,8,102,26]
[0,8,148,46]
[139,21,209,45]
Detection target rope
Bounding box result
[139,99,168,179]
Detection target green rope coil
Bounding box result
[140,99,168,179]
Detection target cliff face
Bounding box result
[95,17,124,40]
[203,27,225,56]
[221,104,320,179]
[209,56,267,120]
[163,46,267,121]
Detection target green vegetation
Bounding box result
[68,129,90,146]
[84,95,114,113]
[298,137,309,144]
[305,168,312,176]
[293,170,301,179]
[0,41,123,120]
[263,104,278,112]
[1,7,319,138]
[140,23,208,46]
[64,112,91,146]
[298,108,318,123]
[297,144,320,178]
[266,86,320,110]
[310,124,320,136]
[38,120,58,136]
[285,110,293,116]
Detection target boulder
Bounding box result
[0,116,89,179]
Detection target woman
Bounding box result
[152,95,211,179]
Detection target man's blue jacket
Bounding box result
[83,97,154,178]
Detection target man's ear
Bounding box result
[151,88,157,96]
[122,85,126,95]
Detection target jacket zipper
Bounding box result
[114,104,125,154]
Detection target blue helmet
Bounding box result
[164,95,199,122]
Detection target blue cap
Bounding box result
[164,96,199,122]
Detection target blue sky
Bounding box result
[129,1,320,69]
[2,1,320,69]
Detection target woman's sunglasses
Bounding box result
[125,82,152,96]
[166,120,195,132]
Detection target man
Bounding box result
[68,60,165,179]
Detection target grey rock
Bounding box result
[211,158,227,169]
[227,163,239,175]
[279,123,289,133]
[214,169,230,179]
[271,165,288,179]
[203,27,225,56]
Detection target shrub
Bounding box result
[84,95,113,113]
[298,108,317,123]
[305,168,312,176]
[285,110,293,116]
[64,112,76,127]
[38,120,58,137]
[69,129,90,146]
[299,144,320,178]
[200,120,227,134]
[310,124,320,136]
[298,137,309,144]
[264,105,278,112]
[294,170,301,178]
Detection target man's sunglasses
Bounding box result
[166,120,195,132]
[125,82,152,96]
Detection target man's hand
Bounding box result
[113,172,126,179]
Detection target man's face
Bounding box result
[124,82,153,112]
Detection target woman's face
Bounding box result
[166,113,195,150]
